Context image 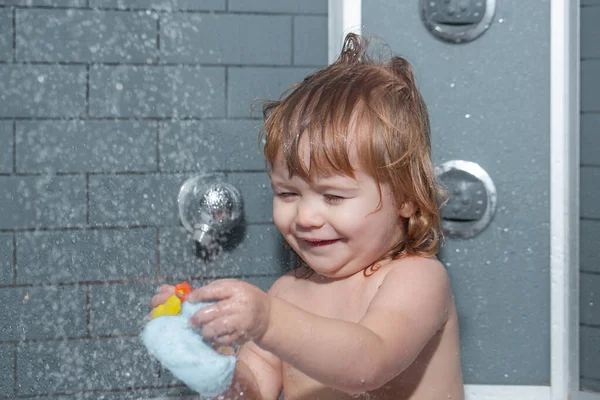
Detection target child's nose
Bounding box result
[294,199,324,228]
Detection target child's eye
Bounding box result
[324,194,344,203]
[276,192,297,200]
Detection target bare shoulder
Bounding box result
[266,270,300,298]
[369,256,452,324]
[381,256,449,291]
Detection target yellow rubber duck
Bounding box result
[151,282,193,319]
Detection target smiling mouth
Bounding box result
[304,239,340,247]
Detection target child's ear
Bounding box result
[399,202,416,218]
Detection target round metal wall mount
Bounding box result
[435,160,497,239]
[420,0,496,44]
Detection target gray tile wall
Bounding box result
[0,0,327,398]
[580,1,600,392]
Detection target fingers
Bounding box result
[200,315,248,345]
[210,332,244,346]
[187,279,238,303]
[149,284,175,309]
[189,297,236,327]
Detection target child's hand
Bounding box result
[187,279,271,346]
[150,284,175,309]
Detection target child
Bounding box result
[152,33,463,399]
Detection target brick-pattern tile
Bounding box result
[228,0,327,14]
[16,120,157,173]
[228,67,317,118]
[0,233,13,285]
[582,6,600,58]
[89,65,226,118]
[16,228,156,284]
[0,120,13,173]
[227,171,273,223]
[582,60,600,112]
[0,344,14,397]
[0,175,86,229]
[581,167,600,219]
[581,114,600,166]
[3,0,87,6]
[89,282,156,336]
[159,224,293,279]
[2,3,327,398]
[0,8,12,62]
[581,2,600,392]
[582,378,600,393]
[16,9,158,63]
[16,337,159,395]
[581,219,600,273]
[88,174,183,226]
[160,13,291,65]
[90,0,226,11]
[0,286,86,340]
[581,326,600,380]
[293,16,327,66]
[159,120,264,172]
[581,273,600,326]
[0,65,86,118]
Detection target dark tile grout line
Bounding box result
[156,13,161,55]
[0,169,268,177]
[85,174,90,224]
[11,230,16,285]
[12,342,17,399]
[225,66,229,117]
[155,122,161,172]
[0,278,160,289]
[0,383,189,400]
[0,4,327,17]
[290,15,295,65]
[0,220,274,235]
[85,283,91,336]
[0,116,262,121]
[11,7,15,62]
[0,60,324,68]
[155,227,160,281]
[11,120,16,175]
[0,271,278,288]
[581,270,600,276]
[85,64,90,116]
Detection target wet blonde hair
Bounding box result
[259,33,444,267]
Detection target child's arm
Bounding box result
[190,257,451,395]
[214,342,282,400]
[150,285,282,400]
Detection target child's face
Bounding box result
[269,148,405,278]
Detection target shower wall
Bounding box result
[580,0,600,392]
[363,0,552,386]
[0,1,326,398]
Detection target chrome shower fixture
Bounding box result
[177,174,244,249]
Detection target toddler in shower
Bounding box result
[151,33,463,400]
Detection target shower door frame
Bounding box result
[328,0,586,399]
